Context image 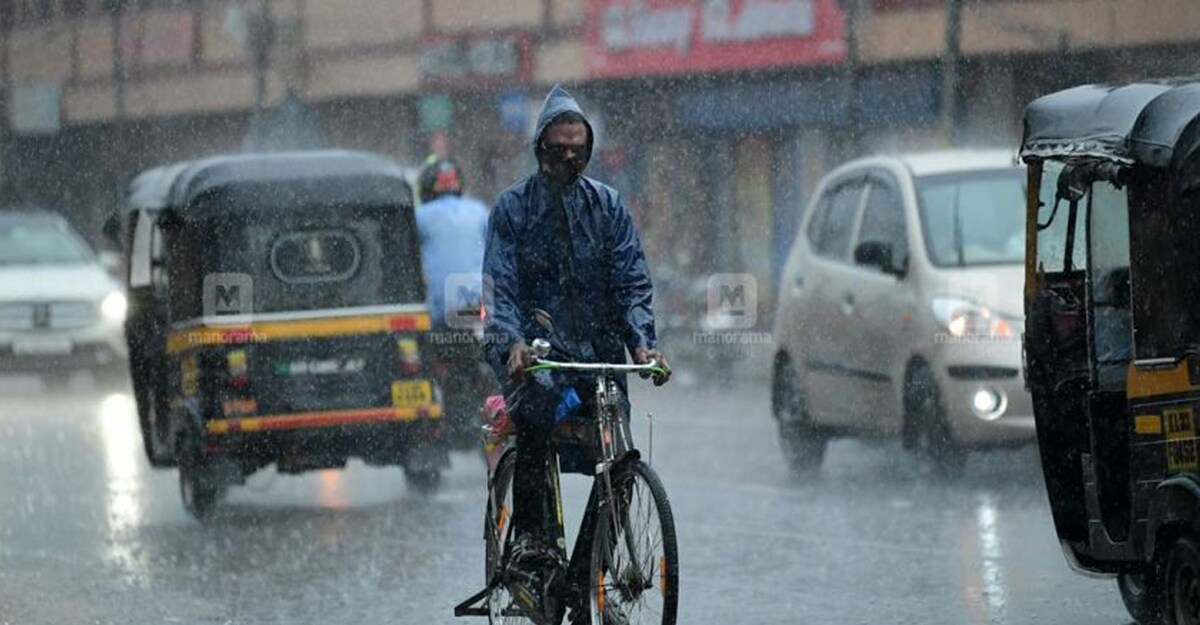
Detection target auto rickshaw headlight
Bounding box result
[100,291,127,322]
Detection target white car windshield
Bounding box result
[0,220,95,266]
[917,169,1026,267]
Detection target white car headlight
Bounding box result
[101,291,127,322]
[931,297,1014,340]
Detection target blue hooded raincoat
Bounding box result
[482,85,657,382]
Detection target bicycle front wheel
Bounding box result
[589,460,679,625]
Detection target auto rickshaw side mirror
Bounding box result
[1056,162,1130,204]
[102,212,122,247]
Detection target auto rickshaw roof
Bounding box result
[1021,77,1200,168]
[128,150,411,218]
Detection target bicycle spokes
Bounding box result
[592,467,672,624]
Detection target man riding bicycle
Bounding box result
[482,84,671,620]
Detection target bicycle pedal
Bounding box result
[505,578,549,625]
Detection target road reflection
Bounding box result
[961,493,1007,624]
[97,391,149,580]
[317,470,349,510]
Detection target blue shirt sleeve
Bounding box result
[482,195,524,366]
[605,189,657,353]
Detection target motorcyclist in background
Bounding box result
[416,155,489,326]
[415,155,491,445]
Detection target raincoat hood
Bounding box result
[533,84,594,166]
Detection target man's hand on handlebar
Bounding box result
[507,341,536,379]
[634,347,672,387]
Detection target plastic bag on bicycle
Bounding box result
[482,394,513,473]
[480,386,592,475]
[553,385,638,476]
[552,387,594,475]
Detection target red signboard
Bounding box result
[585,0,847,78]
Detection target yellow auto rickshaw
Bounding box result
[121,150,446,519]
[1023,78,1200,624]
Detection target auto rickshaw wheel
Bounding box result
[772,355,827,475]
[180,465,219,521]
[178,432,221,521]
[1119,566,1165,625]
[1164,536,1200,625]
[904,366,967,478]
[139,388,176,468]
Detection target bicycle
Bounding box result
[455,331,679,625]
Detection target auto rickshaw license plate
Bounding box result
[392,380,433,410]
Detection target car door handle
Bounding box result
[792,274,804,292]
[841,292,855,315]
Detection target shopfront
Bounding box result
[582,0,848,330]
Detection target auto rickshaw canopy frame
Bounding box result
[1021,76,1200,186]
[128,150,413,219]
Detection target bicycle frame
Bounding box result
[456,357,665,622]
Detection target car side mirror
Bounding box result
[854,241,904,277]
[98,250,122,273]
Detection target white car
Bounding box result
[0,211,128,385]
[770,150,1035,476]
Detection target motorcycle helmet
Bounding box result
[418,155,464,204]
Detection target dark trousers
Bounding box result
[509,375,562,543]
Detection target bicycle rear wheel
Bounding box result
[589,460,679,625]
[486,451,533,624]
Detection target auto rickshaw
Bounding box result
[1022,78,1200,624]
[121,150,446,519]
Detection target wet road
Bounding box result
[0,373,1129,625]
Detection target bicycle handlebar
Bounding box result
[525,358,668,378]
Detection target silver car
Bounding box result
[0,211,128,386]
[770,150,1034,475]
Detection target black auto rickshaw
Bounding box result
[1022,78,1200,624]
[121,150,447,519]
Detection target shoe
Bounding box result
[508,534,561,573]
[505,535,559,625]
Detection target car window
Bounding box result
[918,169,1025,267]
[916,169,1022,266]
[856,179,908,272]
[0,219,94,266]
[808,180,864,260]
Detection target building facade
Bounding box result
[3,0,1200,329]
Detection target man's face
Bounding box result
[540,121,589,186]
